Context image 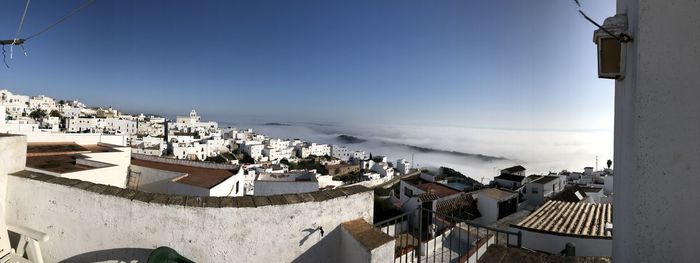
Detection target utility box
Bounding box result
[593,14,629,79]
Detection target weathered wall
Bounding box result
[613,0,700,261]
[5,173,374,262]
[0,135,27,217]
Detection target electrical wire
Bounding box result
[10,0,31,59]
[24,0,96,41]
[15,0,31,40]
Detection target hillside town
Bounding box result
[2,88,615,262]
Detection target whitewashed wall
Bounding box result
[514,229,611,257]
[613,0,700,261]
[5,175,374,262]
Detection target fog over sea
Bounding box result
[219,121,613,182]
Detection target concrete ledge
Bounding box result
[9,170,373,208]
[341,218,395,263]
[341,219,394,251]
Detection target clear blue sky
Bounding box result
[0,0,615,130]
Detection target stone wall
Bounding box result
[5,172,374,262]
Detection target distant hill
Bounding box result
[392,142,508,162]
[263,122,292,126]
[336,134,367,144]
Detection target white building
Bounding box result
[308,143,331,157]
[0,89,29,118]
[240,141,264,160]
[104,117,138,135]
[28,95,57,112]
[371,162,394,179]
[331,145,351,161]
[500,165,526,176]
[472,188,519,225]
[66,117,103,133]
[523,175,565,207]
[395,159,411,175]
[492,173,526,190]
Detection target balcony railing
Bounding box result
[374,207,521,263]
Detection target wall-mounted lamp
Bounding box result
[592,14,631,79]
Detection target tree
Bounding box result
[29,109,47,121]
[49,110,62,118]
[607,159,612,169]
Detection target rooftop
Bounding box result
[26,142,119,157]
[26,154,97,173]
[580,187,604,193]
[256,171,317,182]
[131,158,239,189]
[478,244,611,263]
[550,186,588,203]
[530,175,560,184]
[494,173,525,182]
[478,188,518,201]
[512,201,612,239]
[415,182,461,198]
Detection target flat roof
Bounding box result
[256,171,317,182]
[415,182,460,198]
[27,142,118,157]
[26,155,97,173]
[131,158,238,189]
[478,188,518,201]
[512,200,612,239]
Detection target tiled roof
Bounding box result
[435,194,481,219]
[512,201,612,239]
[416,192,440,202]
[415,182,460,198]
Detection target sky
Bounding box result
[0,0,618,175]
[0,0,615,130]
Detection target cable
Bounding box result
[2,45,9,68]
[10,0,31,59]
[24,0,96,41]
[15,0,31,40]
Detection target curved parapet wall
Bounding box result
[5,171,374,262]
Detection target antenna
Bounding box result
[596,155,598,170]
[411,153,414,169]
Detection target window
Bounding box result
[236,181,240,194]
[404,187,413,197]
[532,188,539,194]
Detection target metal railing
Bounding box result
[374,207,521,263]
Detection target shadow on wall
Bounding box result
[59,248,153,263]
[293,226,341,263]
